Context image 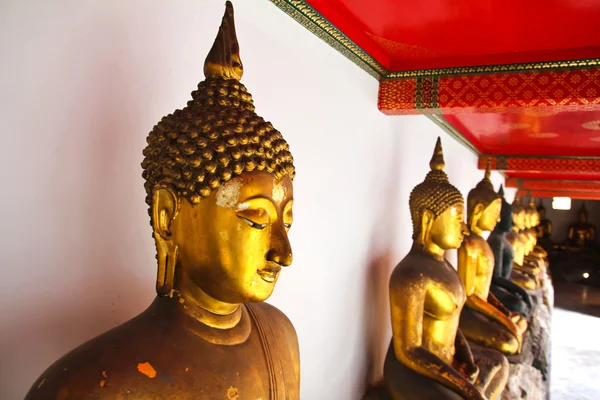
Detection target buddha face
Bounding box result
[165,170,293,304]
[513,210,526,230]
[530,211,540,227]
[578,210,587,224]
[428,202,466,250]
[524,212,531,229]
[477,198,502,232]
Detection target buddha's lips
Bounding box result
[257,266,281,283]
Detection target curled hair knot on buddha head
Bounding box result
[141,1,295,217]
[409,137,464,239]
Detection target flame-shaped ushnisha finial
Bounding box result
[499,184,505,197]
[429,137,445,171]
[485,158,492,180]
[204,1,244,81]
[529,196,536,207]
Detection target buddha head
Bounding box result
[537,199,546,220]
[578,203,588,224]
[141,2,295,304]
[512,195,526,230]
[466,160,501,233]
[410,138,466,251]
[493,185,513,234]
[526,197,540,228]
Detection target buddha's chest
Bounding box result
[425,263,466,320]
[102,326,298,400]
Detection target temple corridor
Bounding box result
[552,283,600,399]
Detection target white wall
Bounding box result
[0,1,511,398]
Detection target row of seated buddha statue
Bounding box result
[24,3,549,399]
[379,144,550,400]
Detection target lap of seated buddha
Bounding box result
[459,306,519,356]
[490,284,529,317]
[26,298,299,399]
[383,339,508,400]
[511,269,536,290]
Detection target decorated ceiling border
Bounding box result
[268,0,387,79]
[385,58,600,79]
[269,0,600,81]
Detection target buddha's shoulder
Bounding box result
[247,302,298,342]
[390,250,442,282]
[25,310,176,398]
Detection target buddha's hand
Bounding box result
[453,359,479,384]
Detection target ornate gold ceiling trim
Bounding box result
[269,0,388,79]
[385,58,600,79]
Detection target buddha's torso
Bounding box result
[392,249,466,364]
[488,231,515,279]
[26,298,299,400]
[505,229,525,265]
[570,223,595,247]
[459,233,494,300]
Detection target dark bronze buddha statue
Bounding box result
[25,3,300,399]
[382,139,509,400]
[487,185,532,316]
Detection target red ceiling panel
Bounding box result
[305,0,600,70]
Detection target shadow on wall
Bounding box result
[360,133,402,390]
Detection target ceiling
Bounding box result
[304,0,600,71]
[271,0,600,200]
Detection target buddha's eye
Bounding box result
[284,223,292,229]
[239,216,267,230]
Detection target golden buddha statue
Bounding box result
[524,197,547,261]
[505,196,538,290]
[568,203,596,249]
[25,3,300,399]
[487,185,533,316]
[383,138,509,400]
[457,166,525,356]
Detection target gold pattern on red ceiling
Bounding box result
[378,68,600,114]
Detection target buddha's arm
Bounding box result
[548,221,552,236]
[390,282,485,400]
[453,329,478,383]
[568,226,575,240]
[465,294,521,341]
[513,262,538,277]
[590,227,595,241]
[486,291,511,316]
[491,277,533,310]
[457,240,476,296]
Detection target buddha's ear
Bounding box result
[420,209,435,243]
[152,187,179,239]
[151,187,179,297]
[472,203,484,228]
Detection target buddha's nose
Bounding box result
[266,224,293,266]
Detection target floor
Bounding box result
[551,283,600,399]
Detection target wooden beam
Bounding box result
[379,66,600,115]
